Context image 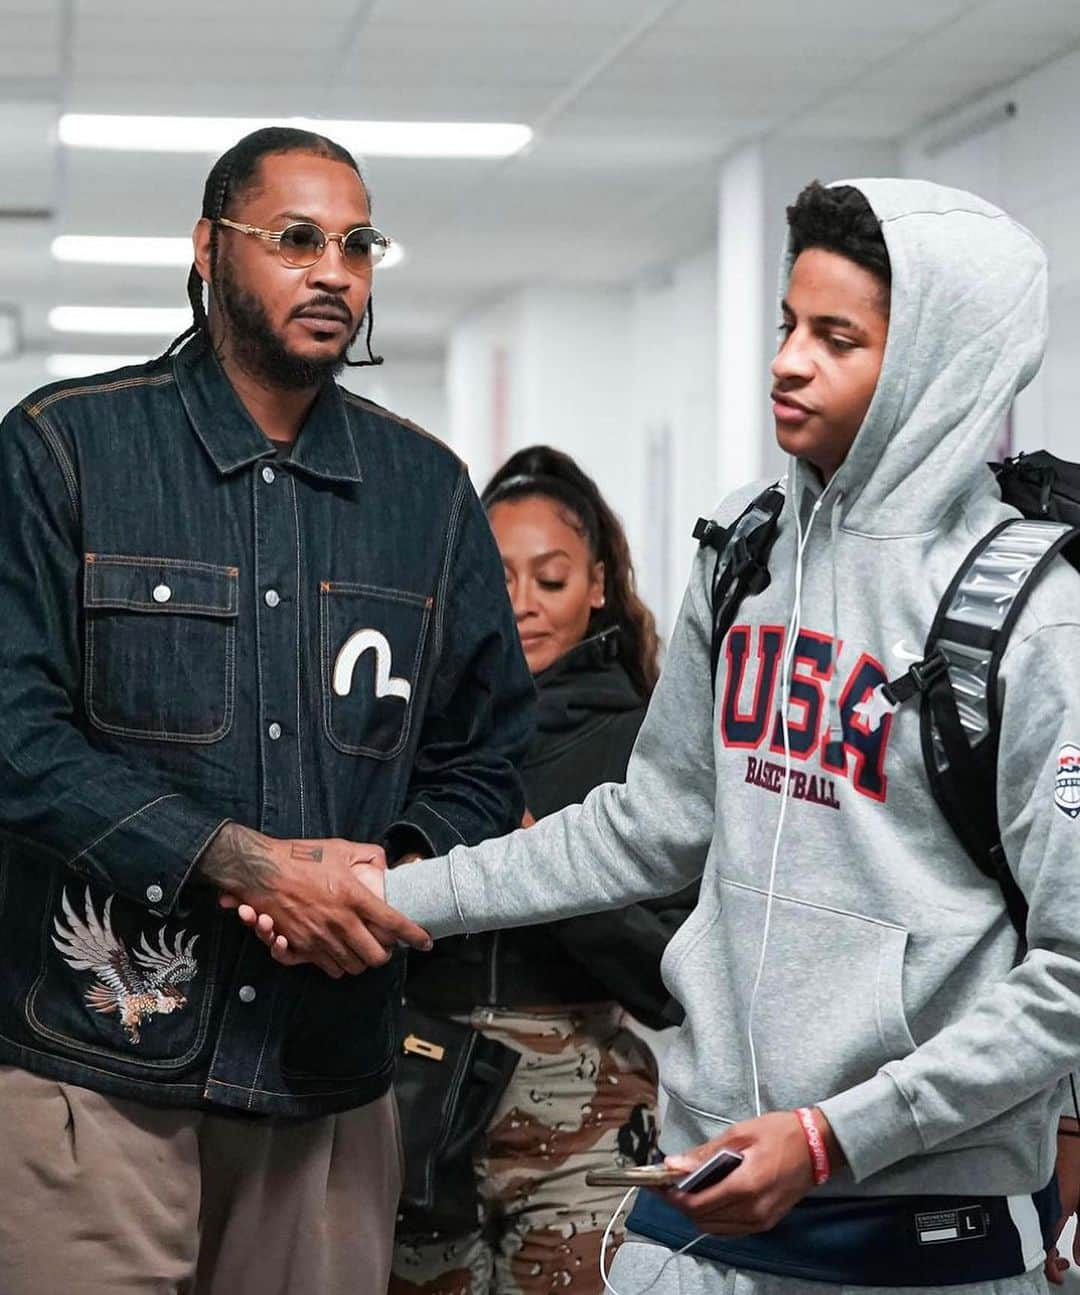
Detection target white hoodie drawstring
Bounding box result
[745,478,835,1118]
[825,493,846,739]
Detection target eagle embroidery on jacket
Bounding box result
[52,886,200,1044]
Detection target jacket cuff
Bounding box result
[67,794,228,914]
[383,801,466,860]
[817,1069,925,1183]
[382,822,436,864]
[384,855,468,939]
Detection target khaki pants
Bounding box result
[0,1064,402,1295]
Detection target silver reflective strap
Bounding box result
[719,478,787,567]
[946,520,1073,632]
[930,519,1073,765]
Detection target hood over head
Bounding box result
[781,178,1048,534]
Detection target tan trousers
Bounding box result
[0,1064,403,1295]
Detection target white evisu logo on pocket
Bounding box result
[333,629,412,704]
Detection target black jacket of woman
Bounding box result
[405,626,697,1029]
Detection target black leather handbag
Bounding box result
[395,1005,520,1236]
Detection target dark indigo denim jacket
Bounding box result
[0,340,533,1117]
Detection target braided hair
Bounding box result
[483,446,661,699]
[156,126,382,367]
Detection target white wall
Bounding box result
[446,261,718,635]
[0,356,52,418]
[901,49,1080,460]
[344,358,447,443]
[630,248,719,631]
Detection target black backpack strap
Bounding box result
[694,483,785,693]
[909,518,1080,935]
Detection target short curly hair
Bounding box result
[787,181,891,310]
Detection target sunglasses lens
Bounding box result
[278,223,325,266]
[343,228,389,271]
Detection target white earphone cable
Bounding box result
[746,486,828,1117]
[599,480,834,1294]
[600,1189,709,1295]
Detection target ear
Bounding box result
[192,217,213,286]
[589,561,606,609]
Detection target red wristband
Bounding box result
[795,1107,830,1186]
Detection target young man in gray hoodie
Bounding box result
[244,178,1080,1293]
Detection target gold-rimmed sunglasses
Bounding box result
[216,217,392,274]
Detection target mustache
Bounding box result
[290,295,353,325]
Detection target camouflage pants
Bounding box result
[391,1003,660,1295]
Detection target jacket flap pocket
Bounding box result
[84,554,239,617]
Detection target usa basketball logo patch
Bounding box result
[1055,744,1080,819]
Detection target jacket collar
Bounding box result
[173,339,363,484]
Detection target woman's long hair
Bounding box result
[482,446,660,699]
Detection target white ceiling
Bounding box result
[3,0,1080,367]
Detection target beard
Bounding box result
[215,257,362,391]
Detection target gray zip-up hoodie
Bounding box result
[388,179,1080,1202]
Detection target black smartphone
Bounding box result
[675,1148,744,1193]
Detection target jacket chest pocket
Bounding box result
[320,582,432,758]
[83,553,238,743]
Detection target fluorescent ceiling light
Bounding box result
[52,233,405,269]
[47,353,151,378]
[49,306,191,336]
[53,235,191,267]
[59,115,532,159]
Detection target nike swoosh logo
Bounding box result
[891,639,923,663]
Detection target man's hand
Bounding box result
[222,841,429,970]
[201,823,431,979]
[660,1110,839,1237]
[1046,1121,1080,1284]
[238,855,400,965]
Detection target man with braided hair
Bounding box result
[0,127,534,1294]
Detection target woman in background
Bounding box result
[392,446,696,1295]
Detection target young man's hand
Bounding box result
[202,823,431,978]
[660,1109,840,1236]
[1046,1121,1080,1284]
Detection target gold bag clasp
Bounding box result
[403,1033,445,1062]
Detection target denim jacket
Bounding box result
[0,340,533,1117]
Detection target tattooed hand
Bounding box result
[229,850,430,968]
[200,823,432,979]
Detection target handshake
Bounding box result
[199,821,433,979]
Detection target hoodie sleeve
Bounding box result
[819,607,1080,1183]
[384,545,720,935]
